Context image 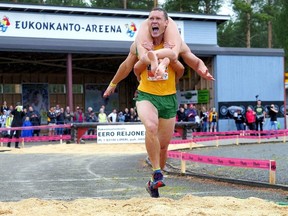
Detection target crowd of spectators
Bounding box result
[0,101,141,141]
[0,100,279,146]
[232,101,279,137]
[176,103,218,133]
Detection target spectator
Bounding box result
[86,107,93,118]
[5,111,13,137]
[245,106,256,131]
[129,107,138,122]
[200,106,208,132]
[86,111,98,135]
[0,101,9,114]
[254,100,265,132]
[185,104,198,133]
[98,108,108,123]
[55,104,61,115]
[22,107,28,122]
[233,109,245,131]
[209,107,218,132]
[27,106,41,137]
[267,104,278,138]
[118,111,125,122]
[7,105,13,116]
[0,110,8,137]
[108,109,118,123]
[176,106,186,122]
[123,108,130,122]
[74,107,84,123]
[176,106,188,139]
[0,110,7,128]
[64,106,74,135]
[47,106,57,137]
[7,102,25,148]
[185,104,197,123]
[183,103,188,112]
[56,107,65,135]
[21,116,33,137]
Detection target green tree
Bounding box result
[9,0,88,6]
[273,0,288,69]
[90,0,155,10]
[163,0,223,14]
[218,0,283,48]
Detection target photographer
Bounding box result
[7,102,25,148]
[85,111,98,135]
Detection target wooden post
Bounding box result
[283,132,286,143]
[258,133,261,144]
[189,141,193,150]
[21,138,24,149]
[180,153,186,174]
[269,160,276,184]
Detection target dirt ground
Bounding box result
[0,143,287,216]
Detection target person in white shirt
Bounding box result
[108,109,118,123]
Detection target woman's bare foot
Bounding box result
[147,51,158,73]
[155,57,170,79]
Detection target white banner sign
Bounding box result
[0,12,184,41]
[97,124,145,144]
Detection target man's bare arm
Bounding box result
[103,44,138,98]
[180,43,214,81]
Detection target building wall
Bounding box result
[184,21,217,45]
[0,70,137,113]
[214,55,285,131]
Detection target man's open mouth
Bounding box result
[152,27,159,33]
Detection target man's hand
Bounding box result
[197,64,215,81]
[142,41,154,51]
[103,85,116,98]
[164,41,175,49]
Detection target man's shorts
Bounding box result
[135,90,177,119]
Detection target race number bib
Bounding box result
[147,65,168,81]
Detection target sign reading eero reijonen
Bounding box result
[0,12,184,41]
[97,124,145,144]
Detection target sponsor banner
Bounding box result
[97,124,145,144]
[177,89,209,104]
[0,12,184,41]
[218,101,285,119]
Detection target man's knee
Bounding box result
[145,122,158,135]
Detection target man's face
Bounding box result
[148,10,168,38]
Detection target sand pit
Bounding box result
[0,196,287,216]
[0,143,287,216]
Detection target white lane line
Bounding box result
[86,160,139,190]
[0,177,136,183]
